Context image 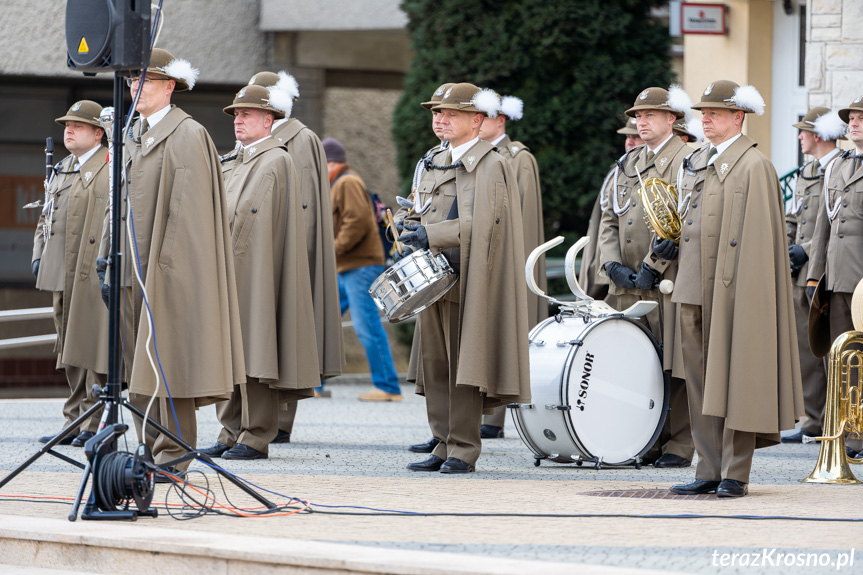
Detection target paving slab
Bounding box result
[0,386,861,574]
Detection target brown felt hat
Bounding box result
[808,274,832,359]
[431,83,497,116]
[140,48,198,92]
[422,83,455,110]
[617,117,639,135]
[672,119,697,141]
[55,100,103,128]
[691,80,764,115]
[223,85,286,119]
[625,87,685,119]
[838,95,863,124]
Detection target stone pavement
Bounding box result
[0,383,861,574]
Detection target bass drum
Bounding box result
[512,313,668,466]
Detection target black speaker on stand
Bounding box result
[66,0,150,74]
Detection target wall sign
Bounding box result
[681,3,727,35]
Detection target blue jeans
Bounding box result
[338,265,401,395]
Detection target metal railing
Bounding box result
[780,167,797,204]
[0,307,56,350]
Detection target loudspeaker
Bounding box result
[66,0,151,73]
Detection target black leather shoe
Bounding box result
[480,425,504,439]
[39,433,74,446]
[440,457,475,474]
[153,466,186,484]
[406,455,444,472]
[845,446,863,459]
[670,479,720,495]
[654,453,692,468]
[717,479,748,498]
[781,428,818,443]
[408,437,440,453]
[198,442,231,458]
[71,431,96,448]
[222,443,268,460]
[271,430,291,444]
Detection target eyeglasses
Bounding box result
[125,77,170,87]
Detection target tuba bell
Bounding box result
[637,177,681,243]
[801,330,863,484]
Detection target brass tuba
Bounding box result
[801,331,863,484]
[636,176,681,243]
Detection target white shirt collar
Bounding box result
[144,104,172,128]
[648,133,675,154]
[75,144,102,169]
[272,118,288,131]
[242,135,271,150]
[491,133,507,146]
[451,137,480,163]
[708,132,743,165]
[819,147,840,167]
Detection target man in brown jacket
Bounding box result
[477,92,546,439]
[33,100,108,447]
[322,137,402,402]
[199,86,320,460]
[782,108,843,443]
[670,80,803,498]
[99,49,246,476]
[247,71,342,442]
[807,96,863,457]
[396,83,530,474]
[598,86,694,469]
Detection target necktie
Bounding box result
[707,146,718,165]
[645,150,655,165]
[72,157,79,172]
[140,118,150,136]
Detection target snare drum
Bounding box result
[511,313,668,466]
[368,249,458,323]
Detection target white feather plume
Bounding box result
[500,95,524,121]
[276,71,300,101]
[731,85,765,116]
[666,84,693,119]
[162,58,199,91]
[813,110,847,141]
[685,117,705,143]
[267,85,293,117]
[472,88,500,117]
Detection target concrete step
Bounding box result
[0,514,677,575]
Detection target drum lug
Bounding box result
[508,403,534,409]
[529,339,546,347]
[594,457,603,470]
[545,404,571,411]
[556,339,583,347]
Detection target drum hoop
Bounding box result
[552,314,669,465]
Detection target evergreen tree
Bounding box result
[392,0,672,240]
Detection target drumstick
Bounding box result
[387,208,403,255]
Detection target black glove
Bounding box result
[395,219,406,234]
[806,285,816,302]
[632,262,661,291]
[96,256,110,308]
[605,262,637,289]
[790,264,801,279]
[393,245,414,263]
[653,237,678,261]
[32,259,40,279]
[788,244,808,269]
[400,223,429,252]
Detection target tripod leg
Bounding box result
[122,399,277,509]
[68,461,92,522]
[0,400,104,489]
